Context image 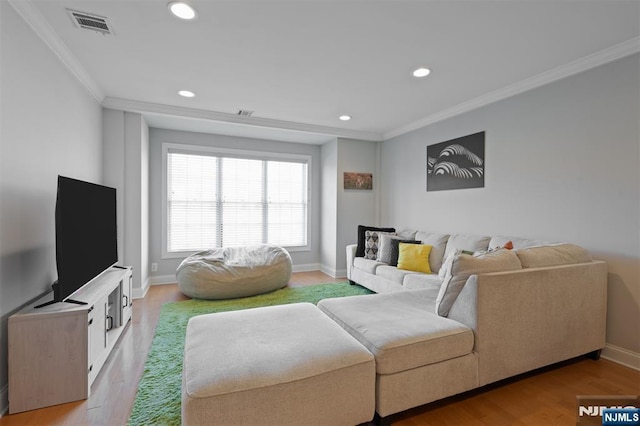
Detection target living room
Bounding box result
[1,0,639,424]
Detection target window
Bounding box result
[163,144,310,257]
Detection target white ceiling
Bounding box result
[13,0,640,143]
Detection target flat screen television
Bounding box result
[36,176,118,308]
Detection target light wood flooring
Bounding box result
[1,271,638,425]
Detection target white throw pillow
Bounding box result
[415,231,450,273]
[435,248,522,317]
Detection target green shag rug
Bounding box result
[128,282,372,426]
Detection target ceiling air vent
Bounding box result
[67,9,114,35]
[237,110,254,117]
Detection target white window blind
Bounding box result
[167,150,308,253]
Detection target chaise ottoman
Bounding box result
[182,303,376,425]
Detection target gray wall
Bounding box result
[0,1,103,410]
[320,139,338,274]
[148,128,322,281]
[320,138,380,277]
[381,54,640,355]
[103,110,150,297]
[336,138,380,275]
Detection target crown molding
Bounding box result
[10,0,638,143]
[102,97,383,141]
[384,36,640,140]
[8,0,105,103]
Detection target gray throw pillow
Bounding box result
[378,234,419,266]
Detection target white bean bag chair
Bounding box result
[176,245,292,299]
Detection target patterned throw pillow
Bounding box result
[356,225,396,258]
[364,230,394,260]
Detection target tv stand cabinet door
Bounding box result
[88,300,107,385]
[122,268,133,324]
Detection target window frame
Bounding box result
[161,142,312,259]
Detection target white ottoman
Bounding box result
[182,303,375,425]
[176,245,292,299]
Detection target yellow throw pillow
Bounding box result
[397,243,432,273]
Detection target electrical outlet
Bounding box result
[151,262,158,272]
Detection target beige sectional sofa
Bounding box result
[318,229,607,422]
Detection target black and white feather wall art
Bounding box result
[426,131,485,191]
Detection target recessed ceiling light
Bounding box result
[178,90,195,98]
[168,2,197,20]
[412,67,431,78]
[339,115,352,121]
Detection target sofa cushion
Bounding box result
[378,235,419,266]
[318,290,474,375]
[364,230,395,260]
[353,257,386,275]
[376,265,422,283]
[415,231,450,272]
[397,243,432,273]
[356,225,395,257]
[395,228,418,239]
[403,273,443,290]
[439,251,455,280]
[436,248,522,316]
[443,234,491,261]
[516,244,591,268]
[183,303,375,425]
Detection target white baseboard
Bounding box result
[601,343,640,371]
[319,265,347,279]
[1,384,8,417]
[149,274,177,286]
[133,278,151,299]
[291,263,321,273]
[335,269,347,279]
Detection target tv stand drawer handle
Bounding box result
[106,316,114,331]
[122,295,129,307]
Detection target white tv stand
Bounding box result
[8,266,133,414]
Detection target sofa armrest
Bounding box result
[346,244,357,280]
[448,260,607,386]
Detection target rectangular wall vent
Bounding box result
[67,9,114,35]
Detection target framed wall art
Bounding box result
[426,131,485,192]
[344,172,373,190]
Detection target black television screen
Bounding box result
[54,176,118,304]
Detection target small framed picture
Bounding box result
[344,172,373,190]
